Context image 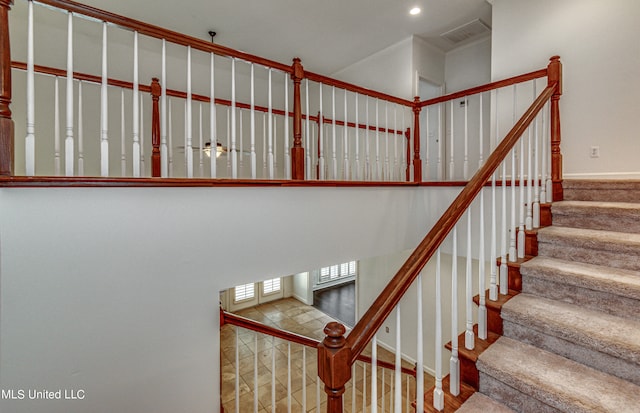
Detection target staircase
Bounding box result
[461,180,640,412]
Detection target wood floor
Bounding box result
[312,281,355,327]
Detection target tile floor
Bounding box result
[221,297,434,412]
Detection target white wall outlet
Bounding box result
[590,146,600,158]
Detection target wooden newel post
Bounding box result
[412,97,422,182]
[0,0,14,177]
[150,78,161,177]
[548,56,563,201]
[318,322,351,413]
[291,58,305,180]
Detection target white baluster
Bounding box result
[287,342,291,412]
[365,97,370,180]
[199,104,204,177]
[499,91,508,295]
[249,65,256,178]
[490,171,498,301]
[343,89,349,180]
[509,86,517,262]
[518,118,525,258]
[161,40,168,177]
[381,367,385,413]
[120,88,125,176]
[210,54,217,178]
[450,225,460,396]
[65,11,74,176]
[375,99,380,180]
[525,124,533,230]
[545,102,553,202]
[424,105,430,180]
[478,190,488,340]
[437,103,443,180]
[100,22,110,176]
[168,99,173,177]
[479,93,484,169]
[318,82,325,180]
[465,211,474,350]
[254,333,259,413]
[26,0,35,176]
[533,88,541,228]
[230,59,237,178]
[132,31,140,177]
[140,97,145,174]
[238,110,243,175]
[352,363,357,413]
[416,273,424,413]
[433,248,444,411]
[463,96,469,179]
[226,108,231,175]
[316,374,321,413]
[78,81,84,175]
[406,375,410,413]
[540,101,548,204]
[331,86,337,179]
[354,93,360,180]
[273,114,278,176]
[362,362,367,413]
[395,305,402,412]
[402,108,407,181]
[302,346,306,413]
[449,100,454,180]
[371,335,377,413]
[235,327,239,413]
[54,77,60,175]
[262,112,267,178]
[271,336,276,413]
[305,80,311,180]
[284,73,290,180]
[393,106,398,181]
[384,102,389,181]
[267,70,274,179]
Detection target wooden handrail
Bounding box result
[33,0,292,73]
[419,68,548,107]
[346,84,556,361]
[221,309,417,376]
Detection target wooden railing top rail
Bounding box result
[32,0,293,73]
[419,68,548,108]
[346,83,557,361]
[221,309,417,377]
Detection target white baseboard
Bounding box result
[292,293,312,306]
[564,172,640,179]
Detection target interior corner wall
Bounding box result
[331,37,414,98]
[444,36,491,93]
[491,0,640,178]
[412,36,445,88]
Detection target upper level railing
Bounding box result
[1,0,414,182]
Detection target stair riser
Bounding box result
[553,211,640,234]
[502,321,640,386]
[522,274,640,321]
[565,188,640,203]
[538,242,640,271]
[479,372,561,413]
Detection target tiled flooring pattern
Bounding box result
[221,297,435,412]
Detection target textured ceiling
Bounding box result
[52,0,492,74]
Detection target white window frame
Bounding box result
[314,260,357,290]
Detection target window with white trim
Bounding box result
[234,283,255,302]
[319,261,356,284]
[262,277,281,295]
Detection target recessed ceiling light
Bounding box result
[409,7,421,15]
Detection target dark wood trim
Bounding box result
[0,0,14,176]
[345,84,556,363]
[304,71,413,107]
[33,0,293,73]
[356,355,416,377]
[548,56,563,201]
[150,78,161,177]
[291,58,304,180]
[412,97,422,182]
[419,68,548,108]
[222,310,320,348]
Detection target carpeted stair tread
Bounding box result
[502,293,640,365]
[552,200,640,233]
[521,257,640,301]
[564,179,640,202]
[456,392,515,413]
[537,226,640,271]
[477,337,640,412]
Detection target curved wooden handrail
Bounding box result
[419,68,547,108]
[33,0,292,73]
[346,84,557,362]
[221,309,417,376]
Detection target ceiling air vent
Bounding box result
[440,19,491,44]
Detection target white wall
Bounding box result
[0,184,462,413]
[491,0,640,178]
[332,37,413,98]
[413,37,446,90]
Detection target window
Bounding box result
[234,283,255,302]
[262,278,281,295]
[319,261,356,284]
